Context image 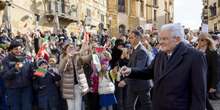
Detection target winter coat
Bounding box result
[129,42,207,110]
[33,69,61,96]
[206,49,219,89]
[1,54,33,88]
[59,54,91,99]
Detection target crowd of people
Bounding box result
[0,23,220,110]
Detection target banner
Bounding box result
[201,24,208,33]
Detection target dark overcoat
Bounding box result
[129,42,207,110]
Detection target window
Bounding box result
[218,0,220,7]
[86,8,91,17]
[165,1,168,11]
[71,5,77,17]
[209,3,217,17]
[154,10,157,21]
[140,1,144,17]
[118,0,125,12]
[55,1,59,12]
[153,0,157,6]
[61,0,65,13]
[101,14,105,23]
[214,23,218,32]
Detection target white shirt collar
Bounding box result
[134,42,141,50]
[167,53,172,57]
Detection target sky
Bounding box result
[174,0,203,30]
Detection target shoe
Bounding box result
[208,93,218,100]
[214,93,220,100]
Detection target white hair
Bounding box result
[160,23,185,41]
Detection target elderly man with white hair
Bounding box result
[120,23,207,110]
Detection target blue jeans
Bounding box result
[6,87,32,110]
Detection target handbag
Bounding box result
[98,73,115,95]
[77,72,89,94]
[72,57,89,94]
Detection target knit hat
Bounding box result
[8,40,23,51]
[37,58,48,67]
[49,55,57,64]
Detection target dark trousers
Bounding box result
[6,87,32,110]
[114,84,127,110]
[0,79,7,110]
[126,87,152,110]
[84,92,100,110]
[38,95,59,110]
[206,96,214,110]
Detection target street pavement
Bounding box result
[211,100,220,110]
[211,93,220,110]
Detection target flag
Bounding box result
[34,68,47,77]
[95,47,105,53]
[83,32,90,43]
[35,44,49,62]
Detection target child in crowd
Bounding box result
[33,58,61,110]
[98,51,117,110]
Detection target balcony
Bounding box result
[203,9,208,15]
[146,3,153,8]
[44,1,78,23]
[209,15,217,20]
[146,19,153,23]
[202,16,208,20]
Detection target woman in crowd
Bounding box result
[98,51,117,110]
[197,33,219,110]
[59,43,91,110]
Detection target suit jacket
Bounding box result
[129,42,207,110]
[125,43,151,91]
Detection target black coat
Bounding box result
[0,77,7,110]
[1,54,33,88]
[206,50,219,89]
[33,70,61,96]
[33,69,61,108]
[129,42,207,110]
